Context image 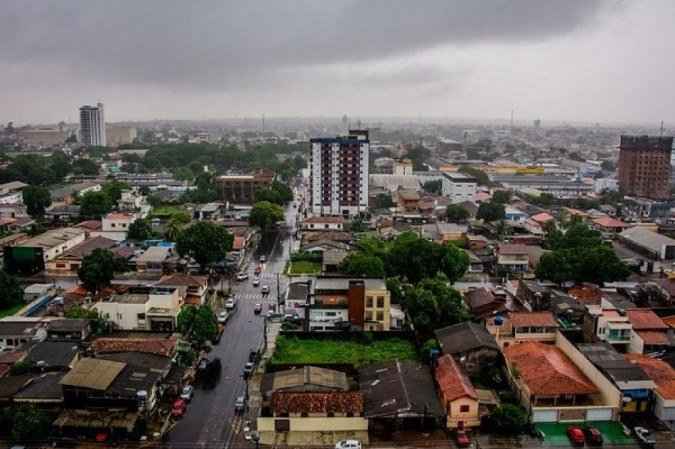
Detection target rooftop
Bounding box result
[313,277,386,291]
[156,273,208,288]
[510,311,558,328]
[91,336,177,357]
[271,391,363,416]
[626,309,668,331]
[435,322,499,355]
[21,227,85,249]
[304,216,345,224]
[26,341,79,368]
[60,357,126,391]
[620,227,675,253]
[262,366,349,397]
[59,236,117,259]
[499,244,530,255]
[625,354,675,400]
[435,354,477,402]
[504,342,598,396]
[577,343,650,383]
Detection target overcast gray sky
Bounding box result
[1,1,673,125]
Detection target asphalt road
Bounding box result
[167,207,296,449]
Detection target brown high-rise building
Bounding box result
[215,169,275,204]
[618,135,673,200]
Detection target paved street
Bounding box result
[167,207,296,449]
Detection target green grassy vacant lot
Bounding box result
[150,206,188,219]
[271,335,417,367]
[0,303,23,319]
[287,261,321,275]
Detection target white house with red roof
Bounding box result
[101,211,139,241]
[435,354,479,429]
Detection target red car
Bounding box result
[456,431,470,448]
[171,399,187,418]
[567,426,585,446]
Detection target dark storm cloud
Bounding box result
[0,0,612,89]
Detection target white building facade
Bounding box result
[79,102,106,147]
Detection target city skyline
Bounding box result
[2,1,675,125]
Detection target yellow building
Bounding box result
[435,354,480,429]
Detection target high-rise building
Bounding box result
[618,135,673,201]
[310,130,369,217]
[79,102,106,146]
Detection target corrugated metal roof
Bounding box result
[60,357,125,391]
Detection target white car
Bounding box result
[180,385,194,401]
[236,272,249,281]
[225,300,236,310]
[252,278,260,287]
[261,285,270,294]
[335,440,361,449]
[217,311,229,323]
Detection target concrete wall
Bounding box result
[447,397,480,429]
[257,416,368,432]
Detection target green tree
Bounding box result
[0,271,23,311]
[446,204,470,223]
[177,305,217,344]
[491,190,512,204]
[22,185,51,218]
[374,193,394,209]
[176,221,233,271]
[127,218,153,241]
[536,246,629,285]
[458,165,491,186]
[71,158,99,175]
[487,404,528,435]
[65,305,107,335]
[49,150,71,181]
[255,180,294,205]
[11,405,52,441]
[165,215,190,242]
[250,201,284,233]
[403,275,469,336]
[101,180,129,204]
[78,249,116,295]
[79,191,113,219]
[340,252,386,277]
[422,179,443,195]
[545,222,603,251]
[477,201,505,222]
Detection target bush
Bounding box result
[290,251,322,263]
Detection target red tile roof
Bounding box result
[661,315,675,329]
[531,212,554,223]
[232,235,246,251]
[504,342,598,396]
[510,312,557,328]
[156,273,208,288]
[92,336,177,357]
[636,330,670,346]
[304,216,345,224]
[499,244,530,255]
[593,217,628,229]
[271,391,363,415]
[435,355,477,403]
[568,285,603,304]
[77,220,102,231]
[626,309,668,331]
[626,354,675,400]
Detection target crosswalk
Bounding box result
[233,292,279,303]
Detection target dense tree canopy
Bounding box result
[22,185,51,218]
[446,204,470,223]
[340,252,386,278]
[250,201,284,232]
[78,249,117,294]
[477,201,505,222]
[176,221,233,271]
[71,158,99,176]
[177,305,218,344]
[127,218,154,241]
[255,180,294,205]
[0,271,23,311]
[491,190,512,204]
[79,191,113,219]
[422,179,443,195]
[402,275,469,336]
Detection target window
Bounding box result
[365,311,374,321]
[460,405,470,413]
[137,313,146,320]
[376,311,384,322]
[325,311,337,317]
[377,296,385,308]
[366,296,374,308]
[111,223,116,228]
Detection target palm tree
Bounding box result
[165,218,184,242]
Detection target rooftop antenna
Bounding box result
[660,120,664,137]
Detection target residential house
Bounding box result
[25,340,80,371]
[193,202,222,221]
[46,236,118,274]
[487,312,558,348]
[93,286,182,331]
[396,189,421,213]
[442,173,477,204]
[24,283,56,303]
[0,320,48,351]
[504,335,621,423]
[4,227,86,274]
[625,354,675,423]
[435,354,480,429]
[462,287,507,320]
[155,273,209,306]
[359,360,444,429]
[626,309,670,354]
[303,216,345,231]
[309,278,391,331]
[101,212,138,241]
[91,336,177,358]
[434,322,500,376]
[49,182,101,205]
[515,280,558,311]
[47,319,91,341]
[497,244,531,275]
[260,366,349,401]
[593,217,630,234]
[504,206,528,225]
[13,371,65,406]
[0,181,28,204]
[578,343,655,414]
[285,281,311,319]
[44,205,81,222]
[322,249,348,273]
[135,246,173,273]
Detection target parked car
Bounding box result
[261,285,270,294]
[180,385,194,401]
[249,350,259,363]
[242,362,255,378]
[234,395,246,414]
[255,265,262,275]
[567,426,585,446]
[225,299,236,310]
[455,431,470,448]
[634,427,656,448]
[254,303,262,314]
[217,311,229,323]
[583,426,603,446]
[260,255,266,263]
[236,272,249,281]
[335,440,361,449]
[171,399,187,418]
[252,278,260,287]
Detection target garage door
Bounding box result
[532,410,558,423]
[586,408,613,421]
